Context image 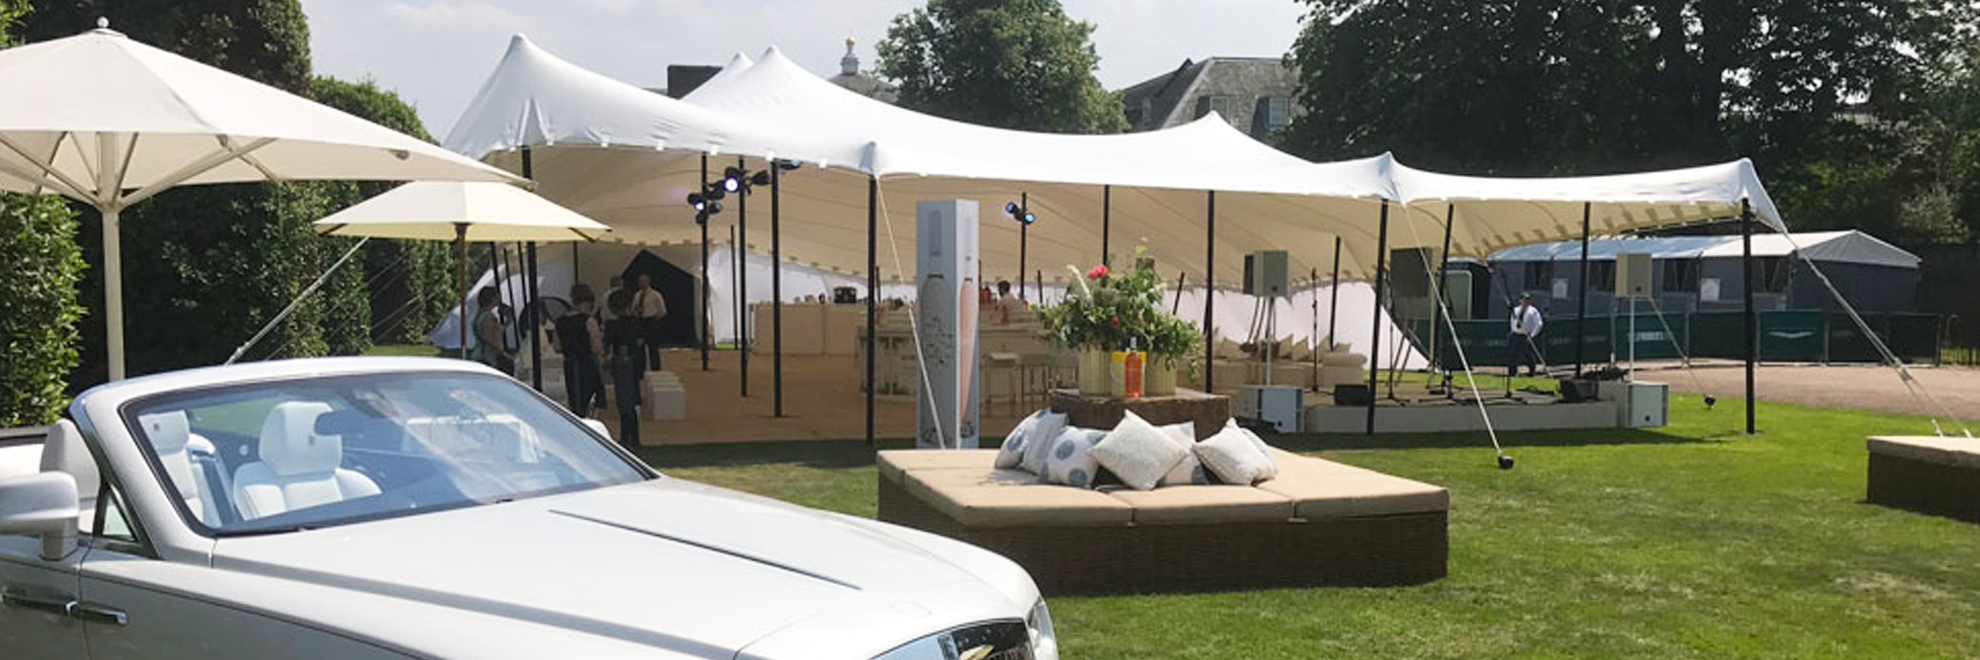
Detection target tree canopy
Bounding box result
[877,0,1126,134]
[1284,0,1980,242]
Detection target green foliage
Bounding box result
[1038,248,1199,362]
[24,0,312,93]
[0,194,85,425]
[877,0,1126,134]
[1284,0,1980,237]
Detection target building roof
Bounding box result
[1118,57,1296,137]
[1487,230,1921,270]
[826,38,897,104]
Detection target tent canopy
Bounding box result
[1488,230,1918,270]
[441,36,1788,294]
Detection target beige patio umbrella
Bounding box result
[0,24,523,379]
[315,180,610,353]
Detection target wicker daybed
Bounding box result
[876,448,1448,594]
[1867,435,1980,522]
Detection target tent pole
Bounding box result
[455,223,468,359]
[1430,205,1453,382]
[1204,190,1216,394]
[1743,199,1756,434]
[772,162,784,417]
[1576,202,1591,377]
[1019,192,1028,302]
[522,146,542,391]
[1102,184,1112,267]
[866,175,878,447]
[731,226,740,375]
[738,156,748,398]
[708,152,716,370]
[1368,202,1390,435]
[1311,268,1320,391]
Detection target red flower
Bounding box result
[1087,265,1108,279]
[1110,316,1122,329]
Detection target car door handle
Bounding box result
[1,586,74,616]
[68,602,128,626]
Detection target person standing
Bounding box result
[470,287,515,375]
[601,275,625,322]
[630,274,668,370]
[603,288,645,449]
[1507,293,1545,377]
[555,285,606,417]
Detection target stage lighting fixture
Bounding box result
[687,192,706,211]
[774,159,802,171]
[1022,211,1036,224]
[704,186,726,201]
[750,170,772,187]
[1004,201,1020,216]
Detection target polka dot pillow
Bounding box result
[1042,427,1108,489]
[996,410,1061,470]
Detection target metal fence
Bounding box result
[1406,310,1945,369]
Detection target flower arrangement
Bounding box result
[1039,248,1201,371]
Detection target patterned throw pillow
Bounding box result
[996,410,1049,469]
[1156,421,1215,487]
[1018,411,1070,475]
[1090,411,1191,491]
[1043,427,1108,489]
[1195,419,1279,485]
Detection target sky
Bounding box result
[300,0,1310,139]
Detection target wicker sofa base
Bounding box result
[878,476,1447,595]
[1868,451,1980,523]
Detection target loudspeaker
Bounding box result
[1389,248,1438,298]
[1244,250,1289,297]
[1616,252,1653,298]
[1333,383,1372,406]
[1557,378,1599,403]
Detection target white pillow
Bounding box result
[1018,411,1069,475]
[1043,427,1107,489]
[996,410,1048,469]
[1090,411,1190,491]
[1235,421,1280,481]
[1195,420,1278,485]
[1156,421,1215,487]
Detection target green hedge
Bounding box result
[0,194,84,426]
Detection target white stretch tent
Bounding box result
[0,27,523,379]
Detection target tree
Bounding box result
[877,0,1126,134]
[0,3,87,425]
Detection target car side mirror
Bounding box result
[0,473,80,561]
[581,419,612,441]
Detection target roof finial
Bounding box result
[840,37,859,76]
[97,16,109,29]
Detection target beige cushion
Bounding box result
[1268,448,1380,477]
[1108,486,1294,524]
[907,472,1133,527]
[1257,470,1450,519]
[876,449,999,484]
[1321,351,1366,367]
[1867,436,1980,468]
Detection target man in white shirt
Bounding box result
[601,275,624,322]
[1508,294,1544,377]
[630,274,668,369]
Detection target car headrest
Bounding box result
[39,419,100,496]
[137,410,193,453]
[258,402,341,477]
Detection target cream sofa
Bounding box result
[876,447,1448,594]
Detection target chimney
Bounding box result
[839,37,859,76]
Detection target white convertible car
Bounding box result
[0,357,1054,660]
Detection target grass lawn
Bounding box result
[365,344,442,357]
[634,394,1980,659]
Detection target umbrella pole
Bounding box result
[456,223,469,358]
[104,206,125,380]
[523,146,543,391]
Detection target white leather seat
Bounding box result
[136,411,222,526]
[231,402,380,521]
[39,419,99,530]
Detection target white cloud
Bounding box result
[384,1,531,32]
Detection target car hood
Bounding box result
[211,478,1027,659]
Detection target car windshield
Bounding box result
[123,371,649,536]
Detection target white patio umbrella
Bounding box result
[314,180,610,353]
[0,23,522,379]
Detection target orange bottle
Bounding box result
[1124,340,1144,398]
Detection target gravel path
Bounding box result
[1639,361,1980,423]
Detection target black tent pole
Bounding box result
[1203,190,1216,393]
[1576,202,1591,376]
[1102,184,1112,267]
[521,147,542,391]
[1743,199,1756,434]
[866,175,878,447]
[1310,267,1320,391]
[737,156,748,398]
[1328,235,1341,352]
[708,152,716,370]
[771,162,784,417]
[1018,192,1028,302]
[1437,206,1454,387]
[1368,202,1390,435]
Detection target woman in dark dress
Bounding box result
[554,285,605,418]
[603,287,645,449]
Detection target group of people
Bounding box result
[468,274,668,450]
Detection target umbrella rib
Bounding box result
[120,137,277,207]
[220,135,282,181]
[0,132,94,202]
